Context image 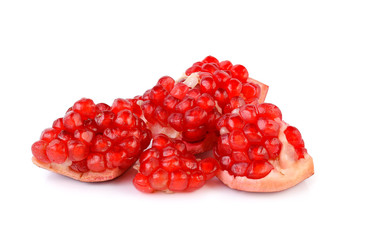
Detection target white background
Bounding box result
[1,0,364,239]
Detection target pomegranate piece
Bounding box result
[139,56,268,154]
[215,103,314,192]
[133,134,219,193]
[31,98,152,182]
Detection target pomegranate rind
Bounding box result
[216,120,314,192]
[247,78,269,104]
[32,157,124,182]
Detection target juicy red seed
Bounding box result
[105,150,128,168]
[173,140,187,154]
[202,56,219,64]
[175,97,195,113]
[168,113,184,131]
[111,98,132,115]
[96,103,110,111]
[216,114,228,130]
[201,63,219,73]
[185,65,202,76]
[231,64,248,82]
[69,160,89,173]
[226,114,245,131]
[91,135,112,153]
[231,162,249,176]
[187,171,205,191]
[63,111,83,132]
[284,126,305,148]
[184,106,208,128]
[161,156,181,172]
[169,170,189,191]
[200,76,217,95]
[74,128,94,144]
[67,140,89,161]
[248,146,269,161]
[170,82,189,100]
[196,93,215,112]
[264,138,282,159]
[239,104,258,123]
[226,78,243,98]
[180,155,198,171]
[193,61,204,67]
[295,147,307,159]
[228,97,245,112]
[199,157,218,180]
[114,110,136,129]
[140,130,152,150]
[148,168,169,191]
[214,88,229,108]
[83,119,98,132]
[95,111,115,130]
[141,101,156,123]
[207,110,221,129]
[257,103,282,120]
[185,88,201,100]
[40,128,60,142]
[219,60,233,70]
[139,148,160,163]
[86,153,106,172]
[163,95,179,112]
[57,130,73,142]
[46,139,68,164]
[246,161,274,179]
[31,140,49,163]
[129,98,142,117]
[229,129,248,151]
[217,134,232,155]
[103,127,124,143]
[152,134,172,149]
[219,156,233,170]
[150,85,168,105]
[120,136,141,156]
[154,106,169,126]
[162,146,179,157]
[157,76,175,92]
[139,157,160,176]
[73,98,97,119]
[133,173,154,193]
[182,125,207,142]
[214,70,231,86]
[231,151,250,163]
[257,118,280,137]
[243,124,263,143]
[242,83,260,102]
[52,118,64,130]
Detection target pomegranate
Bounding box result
[214,103,314,192]
[133,134,219,193]
[139,56,268,154]
[31,98,152,182]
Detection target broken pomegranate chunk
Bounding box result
[31,98,152,182]
[138,56,268,154]
[133,134,219,193]
[215,103,314,192]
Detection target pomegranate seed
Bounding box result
[239,104,258,123]
[120,136,141,156]
[57,130,73,142]
[150,85,169,105]
[73,98,97,120]
[243,124,263,143]
[139,157,160,176]
[231,151,250,163]
[83,119,98,132]
[67,140,89,161]
[46,139,68,164]
[114,110,137,129]
[110,98,132,115]
[198,158,218,180]
[201,63,219,73]
[74,128,94,145]
[180,155,198,171]
[217,134,232,155]
[219,156,233,170]
[140,148,160,163]
[214,88,229,108]
[141,100,156,123]
[169,170,189,191]
[231,64,248,82]
[148,168,169,191]
[168,113,184,131]
[226,114,245,131]
[229,129,248,151]
[105,150,128,168]
[226,96,245,113]
[52,118,64,130]
[257,103,282,120]
[230,162,249,176]
[187,171,205,191]
[246,161,274,179]
[181,125,207,142]
[219,60,233,70]
[175,97,194,113]
[241,82,261,103]
[202,56,219,64]
[196,93,215,112]
[91,135,112,153]
[63,111,83,132]
[248,145,269,161]
[133,173,154,193]
[200,75,217,95]
[154,106,169,126]
[161,156,181,172]
[184,106,208,129]
[69,160,89,173]
[214,70,231,87]
[185,65,202,76]
[40,128,60,142]
[157,76,175,92]
[86,153,106,172]
[95,111,115,130]
[96,103,110,111]
[152,134,172,149]
[226,78,243,98]
[264,138,282,159]
[257,118,280,137]
[284,126,305,148]
[103,127,124,143]
[31,140,49,163]
[170,82,189,100]
[163,95,179,112]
